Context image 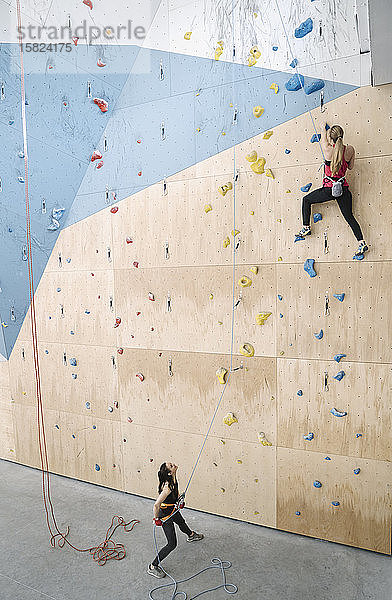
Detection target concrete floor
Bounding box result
[0,460,390,600]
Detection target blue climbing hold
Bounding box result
[325,123,330,130]
[8,228,13,233]
[272,45,278,51]
[313,480,322,488]
[86,402,91,409]
[303,432,314,441]
[69,358,77,366]
[56,287,61,292]
[278,295,283,301]
[324,456,331,460]
[333,370,345,381]
[313,213,322,223]
[9,119,15,125]
[301,183,312,193]
[297,390,303,396]
[55,424,59,429]
[294,235,305,243]
[333,293,345,302]
[310,134,321,143]
[353,468,361,475]
[294,18,313,38]
[72,374,77,379]
[353,253,364,261]
[356,433,362,438]
[304,79,325,95]
[45,350,49,354]
[330,407,347,417]
[285,148,291,154]
[295,511,301,516]
[18,176,25,183]
[289,58,298,68]
[314,329,323,339]
[285,73,305,91]
[333,353,346,363]
[70,330,75,335]
[92,425,97,429]
[66,258,71,263]
[304,258,317,278]
[279,313,283,318]
[331,501,340,507]
[72,434,76,439]
[85,310,90,314]
[95,464,100,471]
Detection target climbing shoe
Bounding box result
[354,241,368,256]
[148,564,166,578]
[187,532,204,543]
[296,226,311,237]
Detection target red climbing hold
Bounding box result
[93,98,108,113]
[136,373,145,382]
[96,161,104,169]
[72,36,79,46]
[91,272,95,276]
[138,171,142,176]
[83,0,93,9]
[117,348,124,354]
[126,237,133,244]
[127,417,133,423]
[133,261,139,268]
[137,139,141,144]
[151,327,154,331]
[97,59,106,67]
[110,206,119,214]
[114,317,121,328]
[136,312,141,316]
[91,150,102,162]
[63,102,67,107]
[49,65,53,70]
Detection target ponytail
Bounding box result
[329,125,344,176]
[158,462,174,494]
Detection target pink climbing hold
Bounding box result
[91,150,102,162]
[117,348,124,355]
[110,206,119,214]
[72,36,79,46]
[97,59,106,67]
[133,261,139,268]
[126,237,133,244]
[114,317,121,328]
[93,98,108,113]
[83,0,93,9]
[136,373,145,382]
[96,161,103,169]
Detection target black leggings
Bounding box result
[302,186,363,241]
[152,512,192,566]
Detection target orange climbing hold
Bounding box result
[91,150,102,162]
[72,36,79,46]
[93,98,108,113]
[114,318,121,328]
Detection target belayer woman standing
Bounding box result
[296,123,368,258]
[147,462,204,578]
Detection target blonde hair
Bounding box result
[329,125,344,176]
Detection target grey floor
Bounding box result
[0,460,390,600]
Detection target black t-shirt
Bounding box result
[159,480,179,517]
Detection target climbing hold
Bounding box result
[56,288,61,292]
[136,373,145,382]
[301,183,312,193]
[246,150,258,162]
[279,313,283,319]
[333,370,345,382]
[110,206,118,214]
[278,295,283,301]
[251,158,266,174]
[126,237,133,244]
[249,46,261,59]
[353,468,361,475]
[314,329,323,340]
[69,358,77,366]
[239,343,255,357]
[330,407,347,417]
[295,511,301,516]
[215,45,223,60]
[72,36,79,45]
[220,488,226,493]
[93,98,108,113]
[95,464,100,471]
[297,390,303,396]
[91,150,102,162]
[313,480,322,488]
[258,432,272,446]
[117,348,124,355]
[85,402,90,409]
[272,45,278,51]
[236,459,243,464]
[313,212,322,223]
[265,168,275,179]
[286,190,291,194]
[254,511,260,515]
[285,73,304,91]
[238,276,252,288]
[356,433,363,438]
[304,432,314,441]
[324,456,331,460]
[216,367,228,385]
[353,253,365,261]
[108,406,113,413]
[204,204,212,213]
[294,17,313,38]
[294,235,305,243]
[304,79,325,95]
[263,130,273,140]
[333,293,345,302]
[256,312,272,325]
[250,211,254,215]
[72,374,77,380]
[285,149,291,154]
[184,32,192,40]
[252,106,264,118]
[310,134,321,143]
[231,229,240,237]
[83,0,93,8]
[250,266,258,274]
[55,425,60,429]
[290,58,298,68]
[333,353,346,363]
[331,501,340,507]
[138,171,142,176]
[70,330,75,335]
[133,261,139,268]
[209,294,214,300]
[96,161,104,169]
[304,258,317,278]
[18,176,25,184]
[114,317,121,328]
[127,417,133,424]
[270,83,279,94]
[218,182,233,196]
[148,292,155,301]
[97,59,106,67]
[85,310,90,315]
[279,351,284,356]
[223,412,238,426]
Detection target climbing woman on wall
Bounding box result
[296,124,368,258]
[147,461,204,578]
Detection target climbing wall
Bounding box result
[1,0,391,555]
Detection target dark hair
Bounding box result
[158,462,174,494]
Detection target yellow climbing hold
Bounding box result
[217,40,224,47]
[218,182,233,196]
[250,266,258,275]
[221,131,226,136]
[239,343,255,357]
[286,189,291,193]
[263,130,273,139]
[209,293,214,300]
[184,32,192,40]
[277,218,281,223]
[218,321,223,325]
[258,431,272,446]
[265,168,275,179]
[215,46,223,60]
[270,83,279,94]
[250,211,254,215]
[238,276,252,287]
[216,367,228,384]
[251,157,266,174]
[252,106,264,118]
[221,488,226,493]
[254,511,260,515]
[220,439,226,445]
[246,150,258,162]
[256,312,272,325]
[224,412,238,426]
[250,46,261,59]
[223,237,230,248]
[278,256,283,261]
[279,350,285,355]
[231,229,240,237]
[248,55,257,67]
[236,459,243,464]
[204,204,212,213]
[196,127,201,132]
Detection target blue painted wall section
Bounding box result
[0,42,357,357]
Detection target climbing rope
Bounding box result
[16,0,139,564]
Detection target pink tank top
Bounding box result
[323,145,349,187]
